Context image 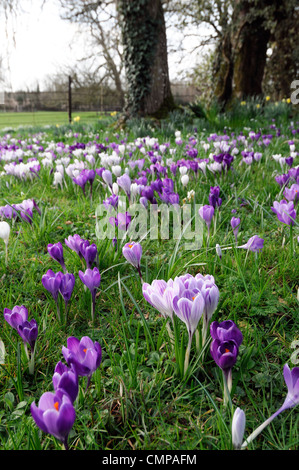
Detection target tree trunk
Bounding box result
[213,30,234,107]
[233,22,270,99]
[263,1,299,100]
[118,0,175,118]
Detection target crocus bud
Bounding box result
[232,408,246,450]
[112,182,119,195]
[216,244,222,259]
[112,165,122,177]
[47,242,66,272]
[0,221,10,264]
[181,174,189,187]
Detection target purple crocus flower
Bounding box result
[78,267,101,321]
[200,281,220,345]
[173,288,205,374]
[210,320,243,346]
[210,338,240,371]
[59,273,75,313]
[109,212,131,232]
[283,184,299,203]
[210,319,242,404]
[52,361,79,404]
[42,268,63,298]
[62,336,102,390]
[30,390,76,450]
[271,200,296,226]
[17,318,38,350]
[209,186,222,208]
[238,235,264,252]
[242,363,299,449]
[42,269,63,302]
[73,171,89,196]
[47,242,66,272]
[103,194,119,212]
[198,205,214,235]
[117,173,131,199]
[122,241,142,278]
[102,169,113,188]
[173,289,205,340]
[80,169,96,198]
[142,278,184,323]
[79,241,98,268]
[3,305,28,330]
[230,217,241,244]
[65,234,84,258]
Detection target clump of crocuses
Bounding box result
[30,334,102,450]
[142,272,220,377]
[62,336,102,391]
[31,389,76,450]
[42,269,75,322]
[4,305,38,374]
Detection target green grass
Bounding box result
[0,106,298,451]
[0,110,113,130]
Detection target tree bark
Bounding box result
[214,30,234,107]
[231,1,270,99]
[119,0,175,118]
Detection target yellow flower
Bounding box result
[256,104,260,109]
[287,98,291,103]
[73,116,81,122]
[56,124,60,128]
[110,111,117,117]
[282,98,286,103]
[265,96,270,101]
[241,101,246,106]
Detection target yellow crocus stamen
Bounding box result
[54,401,59,411]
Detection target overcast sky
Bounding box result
[1,0,205,91]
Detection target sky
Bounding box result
[0,0,206,92]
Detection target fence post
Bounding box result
[68,75,72,123]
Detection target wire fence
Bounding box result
[0,83,198,114]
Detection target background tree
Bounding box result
[59,0,125,106]
[117,0,175,118]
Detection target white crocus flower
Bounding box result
[0,221,10,265]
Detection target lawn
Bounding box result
[0,102,298,452]
[0,111,108,130]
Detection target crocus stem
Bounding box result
[184,336,192,375]
[23,342,29,361]
[223,368,232,406]
[5,242,8,265]
[64,301,68,323]
[56,301,61,322]
[137,266,144,284]
[85,374,92,392]
[91,293,96,322]
[195,329,200,353]
[201,317,208,348]
[290,224,294,257]
[28,347,35,375]
[166,320,174,344]
[63,438,69,451]
[241,407,284,449]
